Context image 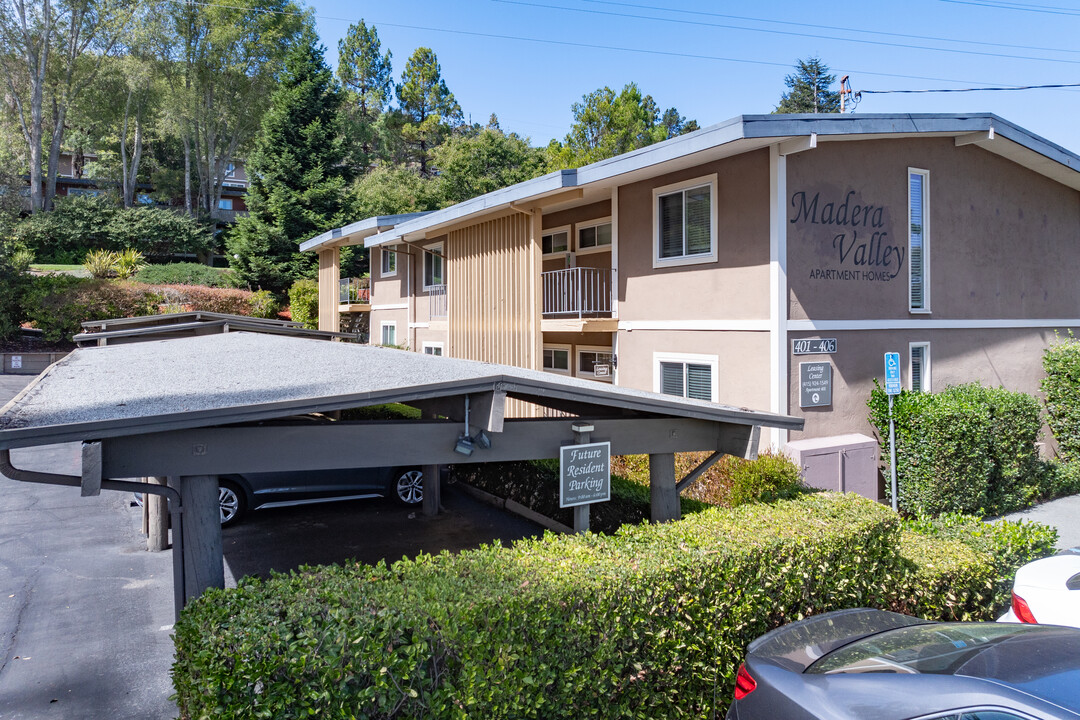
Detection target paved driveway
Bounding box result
[0,374,543,719]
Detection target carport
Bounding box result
[0,332,802,619]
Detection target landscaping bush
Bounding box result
[728,451,804,506]
[868,382,1043,516]
[150,284,255,316]
[1043,333,1080,461]
[133,262,233,288]
[172,493,1053,720]
[248,289,281,319]
[0,238,33,340]
[287,278,319,329]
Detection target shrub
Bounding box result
[83,248,118,279]
[133,262,231,288]
[729,450,805,506]
[0,238,33,340]
[150,284,254,316]
[113,249,146,279]
[172,493,1050,720]
[1043,333,1080,461]
[248,289,281,319]
[868,382,1043,516]
[287,278,319,329]
[23,276,159,341]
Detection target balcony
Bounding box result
[428,284,447,318]
[541,267,617,332]
[339,277,370,310]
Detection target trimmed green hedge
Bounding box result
[869,382,1043,516]
[171,493,1055,720]
[133,262,235,288]
[1043,333,1080,461]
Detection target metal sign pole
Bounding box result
[883,351,902,513]
[889,394,898,512]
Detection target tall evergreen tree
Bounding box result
[228,33,348,294]
[395,47,461,177]
[774,57,840,114]
[337,19,391,167]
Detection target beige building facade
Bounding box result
[302,114,1080,449]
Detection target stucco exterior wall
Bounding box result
[786,137,1080,321]
[616,148,771,323]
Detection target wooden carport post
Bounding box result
[421,409,441,517]
[649,453,681,523]
[146,476,169,552]
[179,475,224,602]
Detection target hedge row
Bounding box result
[868,382,1043,516]
[1043,334,1080,462]
[172,493,1055,720]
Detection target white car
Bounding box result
[999,548,1080,628]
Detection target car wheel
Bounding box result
[393,469,424,505]
[219,480,247,527]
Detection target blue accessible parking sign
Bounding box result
[884,352,902,395]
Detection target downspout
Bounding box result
[0,449,186,622]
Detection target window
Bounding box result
[224,162,236,178]
[578,347,614,381]
[218,198,233,210]
[381,248,397,277]
[577,220,612,253]
[653,176,717,267]
[67,188,101,198]
[422,342,443,356]
[654,353,718,401]
[380,322,397,346]
[910,342,930,393]
[424,244,444,289]
[543,345,570,374]
[542,229,569,255]
[909,168,929,312]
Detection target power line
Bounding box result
[940,0,1080,15]
[494,0,1080,65]
[581,0,1080,55]
[860,82,1080,94]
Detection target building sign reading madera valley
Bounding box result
[791,189,905,283]
[560,441,612,508]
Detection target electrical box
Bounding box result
[786,434,881,502]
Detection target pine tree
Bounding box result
[228,34,349,295]
[337,20,392,167]
[775,57,840,114]
[395,47,462,177]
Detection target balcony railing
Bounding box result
[542,267,613,318]
[339,277,370,304]
[428,283,447,318]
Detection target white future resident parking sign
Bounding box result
[559,441,611,508]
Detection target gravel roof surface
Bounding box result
[0,333,799,446]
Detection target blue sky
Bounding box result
[307,0,1080,152]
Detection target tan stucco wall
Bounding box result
[616,329,771,412]
[616,148,771,322]
[786,138,1080,321]
[786,327,1079,442]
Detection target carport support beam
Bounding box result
[649,453,680,523]
[422,464,440,517]
[147,476,169,552]
[180,475,224,602]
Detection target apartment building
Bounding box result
[302,113,1080,447]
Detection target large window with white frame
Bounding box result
[577,346,614,382]
[654,352,718,402]
[577,218,612,254]
[381,248,397,277]
[423,243,444,289]
[380,321,397,347]
[422,341,444,356]
[542,344,571,374]
[542,227,569,256]
[909,342,931,393]
[653,175,717,268]
[909,168,929,312]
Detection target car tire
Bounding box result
[393,469,424,506]
[219,480,247,527]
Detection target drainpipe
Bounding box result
[0,449,186,622]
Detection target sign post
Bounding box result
[560,422,611,533]
[884,352,902,512]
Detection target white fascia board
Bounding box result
[365,170,575,248]
[299,213,432,253]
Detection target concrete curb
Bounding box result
[454,481,574,534]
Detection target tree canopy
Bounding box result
[774,57,840,114]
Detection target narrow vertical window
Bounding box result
[910,342,930,392]
[381,249,397,277]
[380,322,396,346]
[424,244,444,288]
[909,169,929,312]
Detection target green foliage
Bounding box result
[104,205,213,257]
[248,289,281,319]
[133,262,232,287]
[348,165,441,218]
[172,493,1044,719]
[546,82,698,169]
[228,35,350,295]
[868,382,1043,516]
[83,249,119,279]
[1042,333,1080,461]
[728,451,806,506]
[23,277,159,341]
[114,249,146,279]
[432,123,547,206]
[394,47,462,176]
[337,20,392,169]
[774,57,841,113]
[286,278,319,328]
[0,238,34,340]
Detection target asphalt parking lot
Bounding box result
[0,374,544,719]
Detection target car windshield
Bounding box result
[806,623,1027,675]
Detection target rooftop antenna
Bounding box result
[839,75,861,113]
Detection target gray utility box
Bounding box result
[786,434,881,502]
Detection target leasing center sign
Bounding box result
[791,189,905,283]
[560,442,611,508]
